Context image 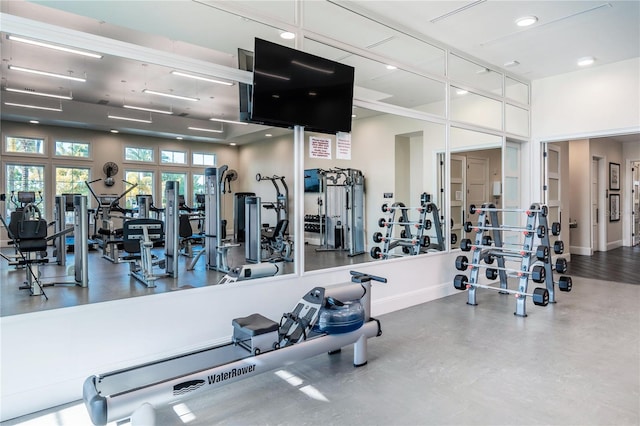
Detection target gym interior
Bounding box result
[1,1,639,425]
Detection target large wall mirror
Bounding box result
[1,0,529,316]
[448,127,503,248]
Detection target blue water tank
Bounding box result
[314,300,364,334]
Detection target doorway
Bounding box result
[632,161,640,246]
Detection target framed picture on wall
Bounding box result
[610,193,620,222]
[609,162,620,191]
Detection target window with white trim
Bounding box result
[192,152,216,166]
[125,147,154,162]
[161,150,186,164]
[5,136,45,155]
[55,140,90,158]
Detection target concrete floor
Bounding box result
[3,275,638,426]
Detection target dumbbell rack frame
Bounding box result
[377,200,432,259]
[466,202,557,317]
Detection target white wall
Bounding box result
[0,117,459,422]
[530,57,640,200]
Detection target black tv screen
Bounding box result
[250,38,355,134]
[304,169,321,193]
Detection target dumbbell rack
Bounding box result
[372,195,433,260]
[462,202,570,317]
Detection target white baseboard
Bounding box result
[373,281,457,316]
[607,240,623,251]
[570,246,591,256]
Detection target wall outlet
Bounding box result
[383,192,393,198]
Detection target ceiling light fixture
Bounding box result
[188,126,223,133]
[123,104,173,115]
[209,117,248,125]
[29,120,39,124]
[142,89,199,101]
[5,87,73,100]
[4,101,62,111]
[456,89,469,95]
[8,65,86,82]
[280,32,296,40]
[577,56,596,67]
[229,142,237,146]
[386,65,397,70]
[8,35,103,59]
[170,71,234,86]
[108,114,152,123]
[504,60,520,68]
[515,16,538,27]
[110,129,119,133]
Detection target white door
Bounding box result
[450,155,465,248]
[591,159,600,252]
[545,145,562,251]
[503,142,521,246]
[633,162,640,246]
[466,157,489,227]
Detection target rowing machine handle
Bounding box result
[350,271,387,284]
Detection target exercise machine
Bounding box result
[85,178,138,263]
[256,173,289,224]
[244,195,292,263]
[121,182,179,287]
[315,168,365,257]
[83,270,386,426]
[217,258,284,284]
[0,195,89,297]
[187,166,238,272]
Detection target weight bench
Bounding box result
[122,219,165,287]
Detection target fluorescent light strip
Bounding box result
[5,87,73,100]
[188,126,223,133]
[108,114,152,124]
[171,71,234,86]
[8,65,86,82]
[8,35,103,59]
[4,102,62,112]
[209,117,248,125]
[142,89,199,102]
[123,104,173,115]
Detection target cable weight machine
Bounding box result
[315,168,365,257]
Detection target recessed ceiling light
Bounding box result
[229,142,237,146]
[515,16,538,27]
[577,56,596,67]
[504,60,520,68]
[456,89,469,95]
[110,129,119,133]
[280,32,295,40]
[176,136,183,140]
[265,133,273,137]
[29,120,39,124]
[351,114,357,118]
[386,65,397,70]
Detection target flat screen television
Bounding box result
[304,169,321,193]
[249,38,355,134]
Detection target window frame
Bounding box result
[4,135,47,157]
[192,152,216,167]
[54,140,92,160]
[160,149,187,166]
[124,146,156,163]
